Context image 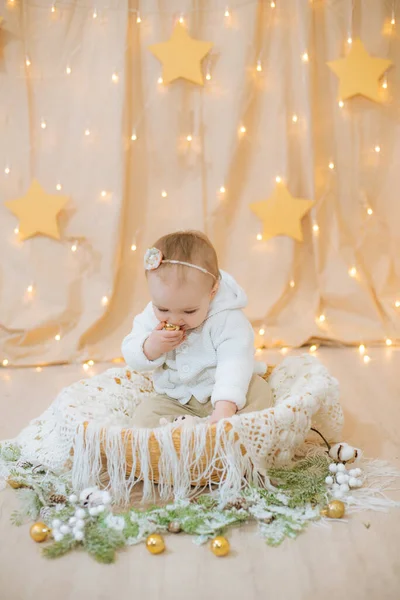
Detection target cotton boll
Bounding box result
[101,491,112,505]
[336,474,346,485]
[342,474,350,483]
[325,476,334,485]
[333,490,343,499]
[351,468,362,477]
[339,483,350,493]
[53,532,64,542]
[59,525,71,535]
[354,478,363,488]
[74,530,84,541]
[329,463,338,474]
[68,494,78,504]
[96,505,105,513]
[75,519,85,530]
[89,507,98,516]
[68,517,77,526]
[75,508,86,519]
[349,477,359,488]
[332,483,340,491]
[337,463,346,472]
[51,519,61,529]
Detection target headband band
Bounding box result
[144,247,217,280]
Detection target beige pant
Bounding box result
[132,374,273,428]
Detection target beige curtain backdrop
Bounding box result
[0,0,399,367]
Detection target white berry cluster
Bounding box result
[325,463,363,498]
[51,487,112,543]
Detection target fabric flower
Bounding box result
[144,247,163,271]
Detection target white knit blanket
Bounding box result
[0,355,343,503]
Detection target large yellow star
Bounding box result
[327,39,393,103]
[5,180,69,241]
[250,183,314,242]
[149,23,213,85]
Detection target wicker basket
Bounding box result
[84,365,275,485]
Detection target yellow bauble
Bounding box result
[7,479,24,489]
[30,522,51,543]
[210,536,230,557]
[320,499,345,519]
[163,323,180,331]
[146,534,166,555]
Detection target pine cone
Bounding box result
[224,498,249,511]
[49,493,67,504]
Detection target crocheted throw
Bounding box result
[0,355,344,504]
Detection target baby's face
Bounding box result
[148,269,218,330]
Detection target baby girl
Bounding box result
[122,230,272,428]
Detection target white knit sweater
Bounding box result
[121,270,266,410]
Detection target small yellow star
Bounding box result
[250,183,314,242]
[5,180,69,241]
[327,39,393,103]
[149,23,213,86]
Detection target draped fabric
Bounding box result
[1,0,399,366]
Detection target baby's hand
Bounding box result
[143,322,186,361]
[209,401,237,424]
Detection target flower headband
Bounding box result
[144,247,217,280]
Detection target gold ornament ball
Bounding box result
[146,534,166,555]
[7,478,24,489]
[30,522,51,543]
[163,323,180,331]
[168,521,182,534]
[320,499,345,519]
[210,536,230,557]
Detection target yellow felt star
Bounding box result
[148,23,213,85]
[327,39,393,103]
[5,180,69,241]
[250,183,314,242]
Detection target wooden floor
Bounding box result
[0,348,399,600]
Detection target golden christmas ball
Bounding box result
[168,521,182,534]
[163,323,180,331]
[146,534,166,555]
[30,522,51,543]
[7,478,24,489]
[320,499,345,519]
[210,536,230,557]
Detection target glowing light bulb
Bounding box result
[179,15,185,24]
[313,224,319,233]
[93,9,98,19]
[224,8,230,17]
[395,300,400,308]
[66,65,72,75]
[85,128,90,136]
[56,183,62,191]
[41,120,47,129]
[161,190,167,198]
[112,72,119,83]
[101,190,107,198]
[374,145,381,153]
[318,314,326,323]
[131,244,137,252]
[302,52,309,62]
[329,162,335,170]
[26,57,31,67]
[258,328,265,336]
[240,125,246,134]
[386,338,393,346]
[289,280,295,288]
[292,114,298,123]
[158,76,163,84]
[186,134,192,142]
[36,367,42,373]
[382,77,388,89]
[2,359,9,367]
[88,360,95,366]
[136,14,141,23]
[270,1,276,7]
[363,355,371,363]
[71,243,77,252]
[256,60,262,72]
[367,207,373,215]
[51,4,56,13]
[280,347,288,355]
[256,233,263,241]
[275,176,282,183]
[391,17,395,26]
[101,296,109,306]
[55,334,61,341]
[348,267,357,277]
[14,227,19,234]
[83,363,89,371]
[219,186,226,194]
[347,37,352,44]
[338,100,344,108]
[131,132,137,141]
[27,285,33,293]
[5,166,10,174]
[359,344,365,354]
[309,345,317,352]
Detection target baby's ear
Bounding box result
[210,281,219,298]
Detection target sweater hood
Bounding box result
[207,270,248,318]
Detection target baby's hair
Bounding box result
[150,230,220,282]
